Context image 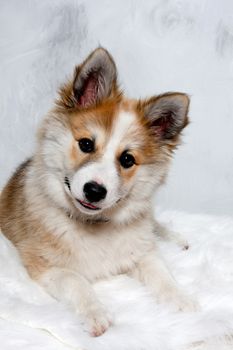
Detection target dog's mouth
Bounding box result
[64,177,101,212]
[76,199,100,211]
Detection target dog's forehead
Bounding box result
[107,109,138,148]
[70,101,145,152]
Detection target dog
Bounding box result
[0,48,195,337]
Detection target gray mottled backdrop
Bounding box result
[0,0,233,215]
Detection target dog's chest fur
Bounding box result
[41,208,156,281]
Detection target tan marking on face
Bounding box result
[69,99,119,137]
[69,139,103,171]
[69,102,118,159]
[68,139,89,169]
[66,99,121,169]
[118,162,138,182]
[70,140,79,163]
[117,105,162,162]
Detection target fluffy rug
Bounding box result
[1,210,233,350]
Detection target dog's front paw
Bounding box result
[172,231,189,250]
[173,293,199,312]
[157,288,199,312]
[86,306,112,337]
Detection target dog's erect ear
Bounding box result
[139,93,189,140]
[73,48,118,108]
[57,48,118,110]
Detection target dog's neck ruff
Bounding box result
[65,208,110,225]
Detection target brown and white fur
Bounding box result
[0,48,195,337]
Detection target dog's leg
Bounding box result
[153,219,189,250]
[38,267,112,337]
[130,253,197,311]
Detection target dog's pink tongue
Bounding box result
[81,200,98,209]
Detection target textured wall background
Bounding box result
[0,0,233,215]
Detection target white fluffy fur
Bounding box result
[1,210,233,349]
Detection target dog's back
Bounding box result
[0,159,32,244]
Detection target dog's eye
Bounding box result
[78,138,94,153]
[119,151,135,169]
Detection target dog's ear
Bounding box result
[74,48,118,107]
[58,48,118,110]
[139,93,189,140]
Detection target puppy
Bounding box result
[0,48,194,337]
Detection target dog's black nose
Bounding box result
[83,181,107,203]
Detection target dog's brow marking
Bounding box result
[103,111,136,160]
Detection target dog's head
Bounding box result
[38,48,189,222]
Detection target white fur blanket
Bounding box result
[1,210,233,350]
